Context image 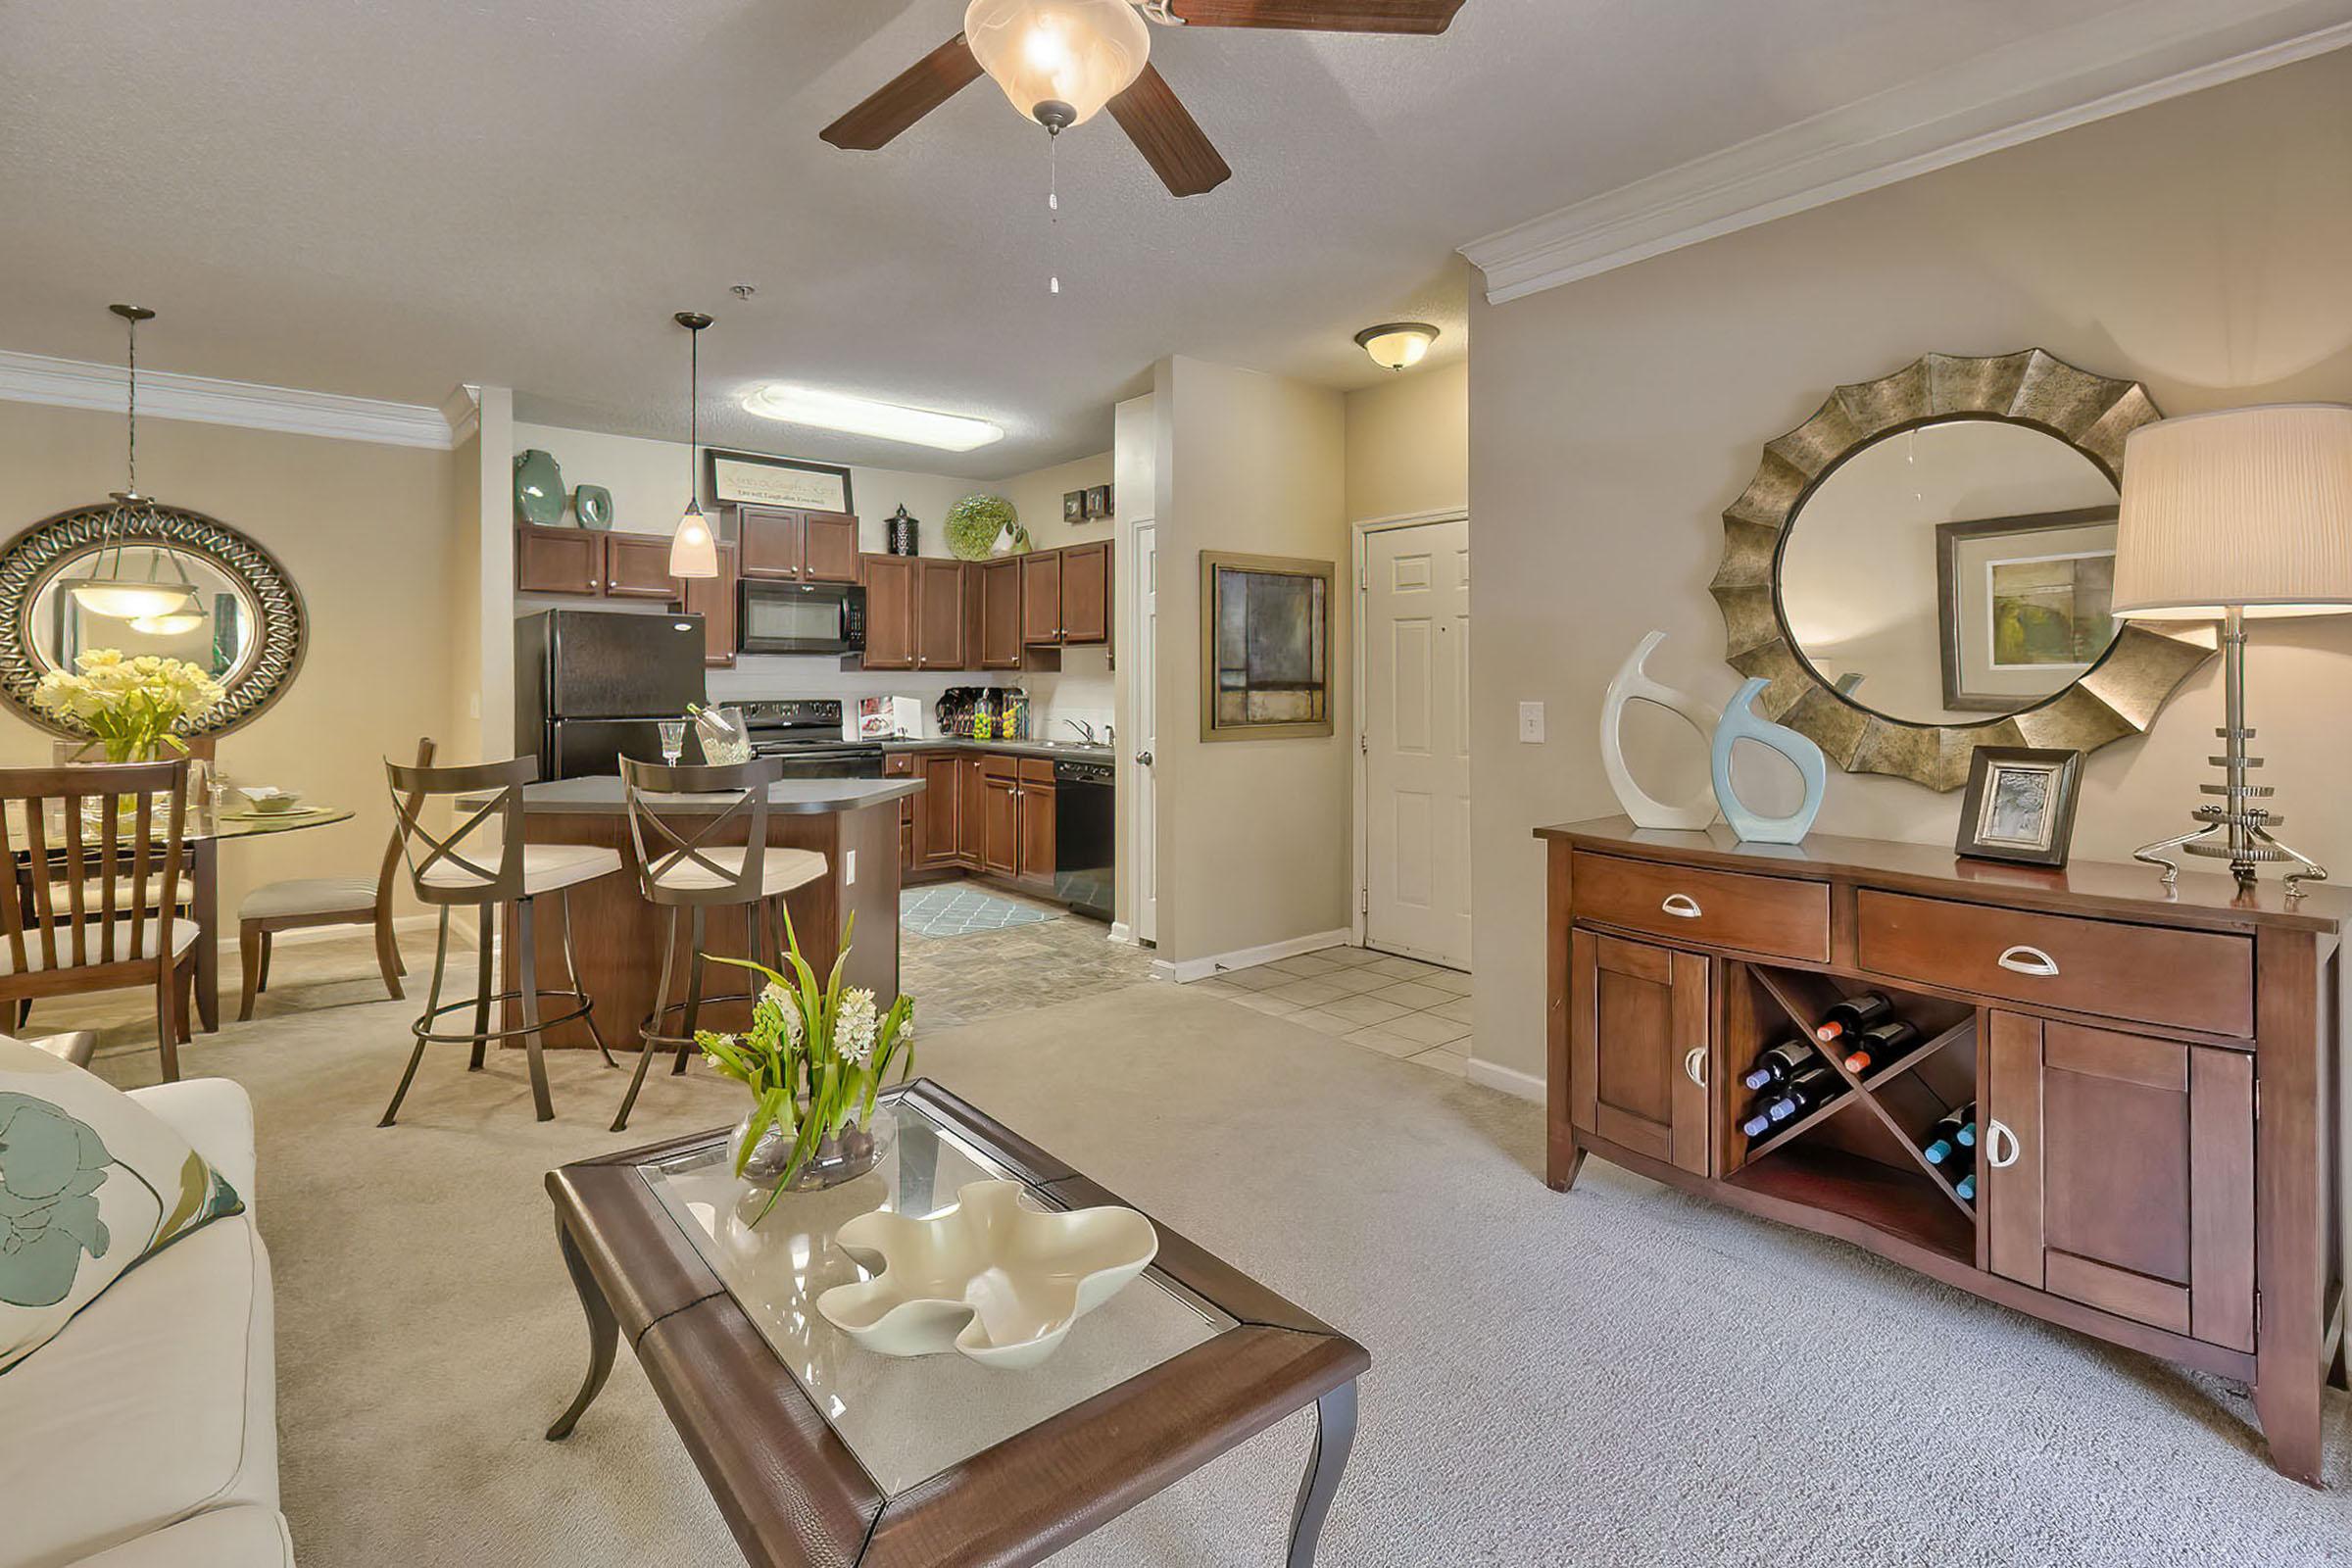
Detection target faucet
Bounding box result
[1063,718,1099,746]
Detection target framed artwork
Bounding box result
[1084,483,1113,519]
[1200,551,1334,742]
[1063,490,1085,523]
[1936,506,2119,712]
[1954,746,2083,867]
[704,448,855,514]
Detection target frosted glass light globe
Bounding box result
[670,501,718,578]
[964,0,1150,129]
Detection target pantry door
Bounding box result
[1360,517,1471,969]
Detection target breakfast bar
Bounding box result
[487,775,923,1049]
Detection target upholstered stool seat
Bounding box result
[419,842,622,897]
[649,844,827,899]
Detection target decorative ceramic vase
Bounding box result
[1709,677,1828,845]
[730,1109,893,1195]
[514,449,565,527]
[1598,631,1722,829]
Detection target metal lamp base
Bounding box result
[2133,606,2328,899]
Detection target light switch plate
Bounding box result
[1518,702,1545,743]
[847,849,857,885]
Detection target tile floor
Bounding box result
[1192,946,1473,1078]
[899,886,1158,1029]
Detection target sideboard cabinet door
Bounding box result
[1985,1013,2254,1351]
[1570,931,1711,1177]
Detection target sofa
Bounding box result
[0,1073,292,1568]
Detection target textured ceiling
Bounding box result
[0,0,2151,476]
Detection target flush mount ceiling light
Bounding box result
[743,384,1005,453]
[670,311,718,579]
[964,0,1151,132]
[63,304,205,621]
[1354,321,1439,372]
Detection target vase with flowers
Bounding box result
[31,649,223,762]
[698,908,916,1224]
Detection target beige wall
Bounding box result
[1004,451,1115,552]
[1152,356,1350,963]
[1345,361,1469,523]
[0,400,464,924]
[1467,48,2352,1087]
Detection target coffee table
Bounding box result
[544,1079,1371,1567]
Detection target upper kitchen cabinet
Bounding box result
[858,553,918,671]
[602,535,677,599]
[915,559,968,671]
[1059,541,1111,645]
[676,542,739,667]
[514,526,603,597]
[1020,550,1062,645]
[978,558,1024,669]
[739,505,860,583]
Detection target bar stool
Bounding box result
[380,755,620,1126]
[611,756,829,1132]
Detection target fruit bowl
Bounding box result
[815,1180,1157,1371]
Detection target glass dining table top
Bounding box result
[637,1093,1238,1496]
[2,800,351,845]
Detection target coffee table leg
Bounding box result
[1286,1381,1357,1568]
[546,1212,618,1441]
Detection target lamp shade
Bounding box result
[2113,404,2352,619]
[669,501,718,579]
[963,0,1150,128]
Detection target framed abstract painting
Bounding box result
[1935,506,2120,712]
[1199,551,1334,741]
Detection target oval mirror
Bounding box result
[25,545,264,684]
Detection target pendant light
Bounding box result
[669,311,718,579]
[64,305,205,620]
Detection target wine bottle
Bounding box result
[1763,1064,1843,1124]
[1741,1040,1817,1092]
[1812,993,1894,1044]
[1740,1099,1778,1139]
[1841,1017,1921,1073]
[1922,1107,1970,1164]
[1954,1170,1978,1202]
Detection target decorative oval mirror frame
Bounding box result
[0,500,308,738]
[1709,349,2216,792]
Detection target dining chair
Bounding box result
[0,760,198,1082]
[237,736,433,1020]
[380,755,619,1125]
[610,756,828,1132]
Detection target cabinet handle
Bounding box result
[1660,893,1703,919]
[1986,1119,2022,1169]
[1683,1046,1707,1088]
[1996,945,2059,977]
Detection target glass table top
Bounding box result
[639,1095,1236,1496]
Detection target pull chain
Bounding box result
[1048,130,1062,296]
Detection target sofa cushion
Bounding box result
[0,1217,277,1568]
[0,1039,243,1372]
[55,1505,292,1568]
[124,1079,258,1206]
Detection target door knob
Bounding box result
[1136,750,1154,765]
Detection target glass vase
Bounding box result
[729,1107,893,1197]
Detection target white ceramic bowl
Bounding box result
[238,787,303,814]
[816,1180,1158,1371]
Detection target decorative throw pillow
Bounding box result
[0,1037,243,1372]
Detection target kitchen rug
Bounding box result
[901,885,1057,939]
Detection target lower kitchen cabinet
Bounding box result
[896,748,1072,900]
[980,760,1020,876]
[1017,759,1055,889]
[915,752,962,871]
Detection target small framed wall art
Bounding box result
[1084,483,1113,519]
[704,448,855,514]
[1954,746,2083,867]
[1200,551,1334,741]
[1063,490,1085,523]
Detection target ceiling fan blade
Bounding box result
[819,34,984,150]
[1167,0,1466,31]
[1107,64,1232,198]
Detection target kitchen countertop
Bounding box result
[873,738,1116,765]
[467,777,925,815]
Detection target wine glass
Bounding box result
[657,719,687,768]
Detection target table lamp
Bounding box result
[2113,403,2352,895]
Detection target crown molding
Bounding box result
[0,348,462,449]
[439,383,483,446]
[1463,0,2352,306]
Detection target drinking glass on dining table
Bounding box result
[658,719,687,767]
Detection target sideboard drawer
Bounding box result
[1571,852,1829,962]
[1856,890,2254,1037]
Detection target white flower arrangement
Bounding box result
[32,649,223,761]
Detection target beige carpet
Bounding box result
[65,940,2352,1565]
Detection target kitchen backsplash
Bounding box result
[707,647,1113,743]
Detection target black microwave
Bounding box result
[739,580,865,656]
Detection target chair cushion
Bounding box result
[53,1504,293,1568]
[0,1217,276,1568]
[650,846,829,899]
[0,918,199,976]
[418,843,620,898]
[237,876,376,922]
[0,1038,243,1373]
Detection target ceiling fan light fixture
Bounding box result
[964,0,1150,129]
[1354,321,1440,372]
[743,384,1005,453]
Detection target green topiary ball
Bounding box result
[945,495,1018,561]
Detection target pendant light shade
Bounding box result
[69,305,209,620]
[71,579,200,620]
[670,311,718,580]
[128,608,208,636]
[964,0,1150,130]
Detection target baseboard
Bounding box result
[1466,1056,1545,1103]
[1156,926,1356,985]
[1108,921,1133,945]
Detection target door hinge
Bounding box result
[2255,1291,2264,1333]
[1359,734,1368,756]
[1360,886,1369,916]
[2253,1077,2261,1121]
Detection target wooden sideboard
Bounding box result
[1538,815,2348,1486]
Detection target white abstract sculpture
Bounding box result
[1599,631,1722,829]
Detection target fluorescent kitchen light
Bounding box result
[743,384,1004,452]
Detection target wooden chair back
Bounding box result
[0,760,189,976]
[386,755,533,907]
[619,756,779,908]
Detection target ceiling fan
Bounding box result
[820,0,1469,198]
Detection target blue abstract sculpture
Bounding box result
[1710,678,1827,845]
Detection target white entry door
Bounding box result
[1362,518,1471,968]
[1130,521,1158,945]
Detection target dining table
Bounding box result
[184,803,355,1029]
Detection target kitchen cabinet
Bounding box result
[803,512,859,582]
[886,753,916,873]
[957,756,986,869]
[675,542,739,666]
[1017,758,1056,889]
[739,506,861,582]
[515,526,603,597]
[604,535,677,599]
[915,559,968,671]
[1059,541,1111,645]
[858,554,919,671]
[1021,551,1062,646]
[978,559,1024,669]
[915,752,963,871]
[980,759,1020,876]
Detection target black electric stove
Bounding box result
[733,700,885,779]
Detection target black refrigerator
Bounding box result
[515,609,709,779]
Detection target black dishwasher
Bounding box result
[1053,760,1114,923]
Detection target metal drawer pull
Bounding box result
[1683,1047,1707,1088]
[1660,894,1703,919]
[1996,945,2059,977]
[1986,1119,2022,1169]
